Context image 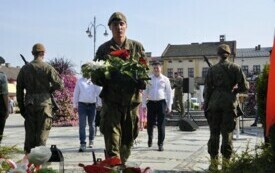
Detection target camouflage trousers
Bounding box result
[173,93,184,115]
[207,110,235,159]
[100,101,139,163]
[24,104,53,153]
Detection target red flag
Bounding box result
[266,35,275,136]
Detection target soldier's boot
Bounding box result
[222,157,230,170]
[209,156,218,171]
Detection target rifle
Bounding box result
[203,56,244,117]
[20,54,60,112]
[203,55,212,67]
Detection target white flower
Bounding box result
[28,146,52,166]
[87,60,106,70]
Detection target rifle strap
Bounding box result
[29,63,38,92]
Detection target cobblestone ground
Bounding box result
[2,114,263,173]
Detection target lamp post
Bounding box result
[86,16,108,58]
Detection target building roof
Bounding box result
[0,64,21,81]
[161,41,236,57]
[236,47,271,58]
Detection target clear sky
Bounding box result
[1,0,274,73]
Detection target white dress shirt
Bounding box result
[73,77,102,108]
[142,73,173,111]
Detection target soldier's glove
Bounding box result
[137,79,146,90]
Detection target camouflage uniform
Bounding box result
[94,37,145,163]
[172,75,184,115]
[17,49,63,153]
[203,44,249,167]
[0,71,8,143]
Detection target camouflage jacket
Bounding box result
[94,38,146,106]
[173,76,183,94]
[16,59,63,109]
[203,59,249,110]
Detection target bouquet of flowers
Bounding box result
[0,146,57,173]
[79,156,152,173]
[82,49,150,92]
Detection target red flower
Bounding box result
[138,57,147,67]
[79,164,112,173]
[97,157,122,167]
[110,49,130,60]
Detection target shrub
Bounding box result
[208,143,275,173]
[48,57,78,127]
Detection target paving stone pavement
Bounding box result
[1,114,264,173]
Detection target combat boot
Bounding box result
[209,156,218,171]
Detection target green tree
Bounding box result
[256,64,269,141]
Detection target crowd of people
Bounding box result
[0,11,251,171]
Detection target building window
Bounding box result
[167,68,173,78]
[188,68,194,78]
[242,65,249,76]
[177,68,183,77]
[253,65,261,74]
[168,60,172,63]
[202,67,209,78]
[188,60,193,62]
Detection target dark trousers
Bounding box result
[146,100,167,146]
[0,96,7,143]
[0,112,6,143]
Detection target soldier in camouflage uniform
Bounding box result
[172,72,184,116]
[94,12,146,163]
[203,44,249,170]
[0,56,9,144]
[16,43,63,153]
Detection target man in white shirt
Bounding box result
[73,64,102,152]
[142,61,172,151]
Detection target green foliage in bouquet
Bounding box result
[82,49,150,92]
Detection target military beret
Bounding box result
[0,56,5,64]
[217,44,231,55]
[32,43,46,53]
[108,12,127,26]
